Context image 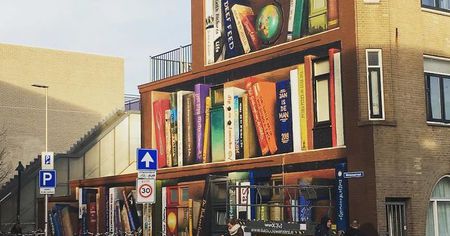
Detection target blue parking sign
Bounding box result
[39,170,56,188]
[136,148,158,171]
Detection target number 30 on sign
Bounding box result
[136,178,156,204]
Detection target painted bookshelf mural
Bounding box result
[151,49,344,169]
[204,0,339,65]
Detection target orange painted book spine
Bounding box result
[245,78,269,155]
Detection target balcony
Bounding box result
[149,44,192,82]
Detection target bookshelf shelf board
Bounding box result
[139,29,341,93]
[70,147,346,188]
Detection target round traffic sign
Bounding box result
[139,183,153,198]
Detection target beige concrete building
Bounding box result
[0,43,124,183]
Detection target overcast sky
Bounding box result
[0,0,191,95]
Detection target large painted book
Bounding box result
[308,0,328,34]
[276,80,294,153]
[183,93,196,165]
[313,59,332,148]
[222,0,244,59]
[196,176,213,236]
[290,68,302,152]
[245,77,269,156]
[167,207,178,236]
[162,187,167,236]
[252,81,278,154]
[242,93,259,158]
[177,90,194,167]
[224,86,246,161]
[121,190,136,232]
[203,96,212,163]
[236,97,244,159]
[292,0,306,39]
[153,99,170,169]
[170,92,178,167]
[240,11,260,51]
[205,0,215,64]
[213,0,225,63]
[210,85,225,162]
[150,91,171,167]
[194,84,212,164]
[126,191,142,233]
[303,56,316,150]
[165,110,173,167]
[231,4,258,54]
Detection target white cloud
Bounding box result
[0,0,191,94]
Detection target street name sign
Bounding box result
[343,171,364,179]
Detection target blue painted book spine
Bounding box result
[221,0,244,59]
[276,80,293,153]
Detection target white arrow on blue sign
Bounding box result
[136,148,158,171]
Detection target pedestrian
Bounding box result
[345,219,364,236]
[315,215,332,236]
[222,218,244,236]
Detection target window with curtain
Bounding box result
[366,49,385,120]
[426,176,450,236]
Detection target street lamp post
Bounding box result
[32,84,49,236]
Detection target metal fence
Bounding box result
[149,44,192,82]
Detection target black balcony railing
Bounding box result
[150,44,192,82]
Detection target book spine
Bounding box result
[241,14,261,51]
[231,5,251,54]
[108,189,115,233]
[127,191,141,232]
[194,84,211,163]
[202,97,212,163]
[332,50,344,146]
[165,110,172,167]
[162,187,167,236]
[234,96,241,160]
[287,0,296,41]
[327,0,339,29]
[328,49,337,147]
[290,69,302,152]
[210,106,225,162]
[305,55,316,150]
[308,0,328,34]
[170,92,178,166]
[245,79,269,155]
[188,199,193,236]
[293,0,305,39]
[205,0,215,65]
[177,91,185,167]
[222,0,243,59]
[196,177,211,236]
[213,0,225,62]
[122,190,136,232]
[276,80,294,153]
[183,93,196,165]
[242,94,258,158]
[224,88,236,161]
[154,100,169,168]
[238,97,244,159]
[253,82,278,154]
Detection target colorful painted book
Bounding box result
[202,96,212,163]
[210,106,225,162]
[126,191,141,232]
[153,99,170,168]
[177,90,193,167]
[222,0,244,59]
[308,0,328,34]
[170,92,178,167]
[245,77,269,155]
[287,0,296,41]
[238,97,244,159]
[194,84,212,164]
[234,96,241,160]
[276,80,294,153]
[183,93,196,165]
[242,93,259,158]
[327,0,339,29]
[231,4,254,54]
[150,91,171,166]
[290,68,302,152]
[241,13,261,51]
[167,207,178,236]
[213,0,225,63]
[292,0,306,39]
[122,190,136,232]
[253,81,278,154]
[205,0,215,65]
[329,49,344,146]
[162,187,167,236]
[224,86,246,161]
[304,56,316,150]
[165,109,172,167]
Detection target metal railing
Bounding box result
[124,94,140,111]
[149,44,192,82]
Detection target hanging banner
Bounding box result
[335,162,349,232]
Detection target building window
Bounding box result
[386,199,407,236]
[424,56,450,123]
[426,176,450,236]
[366,49,385,120]
[422,0,450,11]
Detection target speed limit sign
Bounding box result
[136,178,155,204]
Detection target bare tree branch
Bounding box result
[0,125,12,185]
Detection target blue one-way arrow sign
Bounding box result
[137,148,158,171]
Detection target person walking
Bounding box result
[222,218,244,236]
[346,219,364,236]
[315,215,332,236]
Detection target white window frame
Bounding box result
[428,175,450,236]
[424,55,450,124]
[366,49,385,120]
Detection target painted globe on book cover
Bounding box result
[256,3,283,45]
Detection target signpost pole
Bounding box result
[44,86,48,236]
